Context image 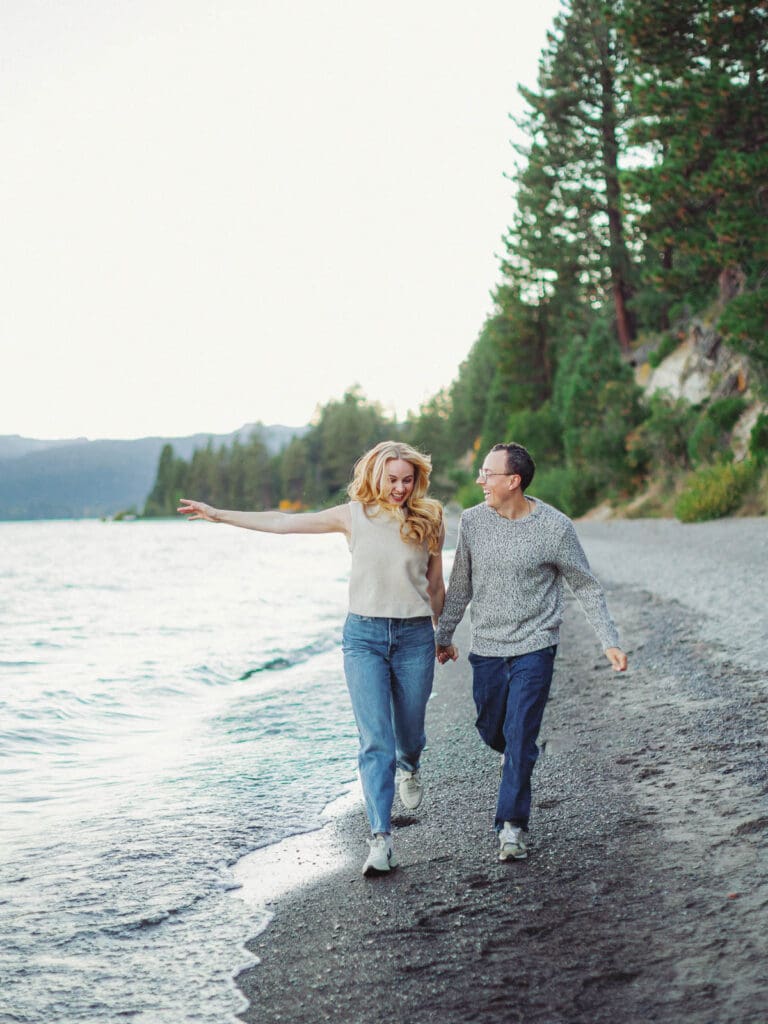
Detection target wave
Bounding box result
[237,633,341,681]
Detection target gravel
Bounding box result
[234,517,768,1024]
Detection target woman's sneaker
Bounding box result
[362,834,399,877]
[397,769,424,810]
[498,823,528,861]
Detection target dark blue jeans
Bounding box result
[469,646,556,832]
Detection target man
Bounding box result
[435,443,627,862]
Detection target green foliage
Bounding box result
[647,333,679,368]
[749,412,768,464]
[144,389,397,515]
[687,396,747,465]
[621,0,768,343]
[718,287,768,374]
[625,392,698,475]
[530,466,596,518]
[307,387,394,504]
[556,317,645,494]
[455,482,484,509]
[675,458,759,523]
[144,443,187,517]
[476,293,553,459]
[504,402,564,472]
[508,0,636,351]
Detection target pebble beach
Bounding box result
[234,516,768,1024]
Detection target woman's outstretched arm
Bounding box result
[177,499,351,536]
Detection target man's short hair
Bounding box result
[490,443,536,491]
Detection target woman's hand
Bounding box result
[436,644,459,664]
[177,498,219,523]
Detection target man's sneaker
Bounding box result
[397,769,424,810]
[498,823,528,861]
[362,834,399,877]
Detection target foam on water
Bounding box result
[0,520,358,1023]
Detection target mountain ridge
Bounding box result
[0,423,305,520]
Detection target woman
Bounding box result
[178,440,445,877]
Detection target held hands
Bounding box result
[177,498,219,523]
[605,647,628,672]
[436,644,459,665]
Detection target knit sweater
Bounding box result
[435,499,620,657]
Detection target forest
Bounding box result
[145,0,768,524]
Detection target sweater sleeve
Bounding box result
[434,516,473,646]
[555,523,621,651]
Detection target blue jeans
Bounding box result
[469,646,557,832]
[342,613,435,835]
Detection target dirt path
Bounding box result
[236,577,768,1024]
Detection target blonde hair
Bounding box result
[347,440,443,555]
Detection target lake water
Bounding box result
[0,519,365,1023]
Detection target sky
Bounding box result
[1,0,562,441]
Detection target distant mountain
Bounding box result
[0,424,305,520]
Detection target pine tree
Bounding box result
[506,0,637,352]
[622,0,768,356]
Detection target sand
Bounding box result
[234,523,768,1024]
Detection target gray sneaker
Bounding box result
[397,769,424,810]
[362,834,399,877]
[498,823,528,861]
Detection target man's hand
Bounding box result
[605,647,628,672]
[436,644,459,664]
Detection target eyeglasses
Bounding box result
[477,468,515,483]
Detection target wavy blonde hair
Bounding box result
[347,440,443,554]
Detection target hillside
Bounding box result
[0,425,303,520]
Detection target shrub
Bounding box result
[530,466,597,519]
[504,403,564,471]
[687,396,748,465]
[625,392,697,475]
[750,412,768,464]
[718,287,768,373]
[555,317,645,496]
[455,482,483,509]
[648,333,679,369]
[674,459,759,523]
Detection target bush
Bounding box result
[648,333,679,368]
[455,482,483,509]
[750,412,768,464]
[504,402,564,472]
[718,287,768,372]
[530,466,597,519]
[687,396,748,465]
[555,317,645,495]
[625,392,697,475]
[674,459,759,523]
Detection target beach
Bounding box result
[235,521,768,1024]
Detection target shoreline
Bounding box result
[234,577,768,1023]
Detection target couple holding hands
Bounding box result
[178,440,627,877]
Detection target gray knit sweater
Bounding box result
[435,499,620,657]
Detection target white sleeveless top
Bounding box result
[347,501,432,618]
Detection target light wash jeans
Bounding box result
[342,613,435,835]
[469,646,557,832]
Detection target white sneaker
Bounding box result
[362,834,399,877]
[397,768,424,810]
[498,823,528,861]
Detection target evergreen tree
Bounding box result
[478,288,553,457]
[622,0,768,358]
[144,443,186,516]
[507,0,637,352]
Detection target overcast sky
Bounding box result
[1,0,562,440]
